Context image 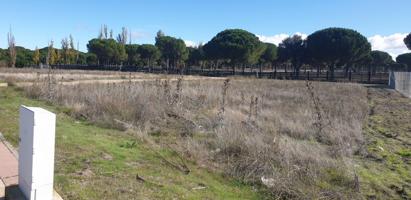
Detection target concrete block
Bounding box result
[19,106,56,200]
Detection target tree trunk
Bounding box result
[344,65,349,78]
[317,64,320,78]
[148,58,151,72]
[295,63,300,80]
[166,59,169,73]
[330,64,335,81]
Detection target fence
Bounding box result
[51,64,390,84]
[389,71,411,98]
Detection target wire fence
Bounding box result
[49,64,390,84]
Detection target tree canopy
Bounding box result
[125,44,140,66]
[278,35,306,75]
[2,26,409,75]
[396,53,411,69]
[260,43,278,65]
[187,46,205,66]
[404,33,411,50]
[306,27,371,79]
[155,34,188,68]
[87,38,127,65]
[203,29,265,66]
[137,44,161,66]
[370,50,393,69]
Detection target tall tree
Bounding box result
[104,25,108,39]
[138,44,160,68]
[404,33,411,50]
[98,25,104,39]
[260,43,278,71]
[7,28,16,68]
[187,45,205,67]
[47,41,55,66]
[306,27,371,80]
[370,50,393,72]
[278,35,306,77]
[87,38,127,65]
[156,30,165,40]
[61,37,70,64]
[396,53,411,70]
[155,33,188,70]
[117,27,128,45]
[69,34,77,63]
[125,44,140,66]
[46,40,61,65]
[203,29,265,72]
[33,47,40,66]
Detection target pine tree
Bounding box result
[47,41,55,66]
[7,28,16,68]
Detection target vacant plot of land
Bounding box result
[0,87,264,200]
[1,69,409,199]
[0,68,224,86]
[15,70,370,199]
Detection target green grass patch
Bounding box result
[0,87,265,199]
[356,89,411,199]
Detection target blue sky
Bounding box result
[0,0,410,57]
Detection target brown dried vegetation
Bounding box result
[23,71,368,199]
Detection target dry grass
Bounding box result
[0,67,222,84]
[19,71,368,199]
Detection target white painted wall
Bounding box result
[389,72,411,98]
[19,106,56,200]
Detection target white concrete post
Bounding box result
[19,106,56,200]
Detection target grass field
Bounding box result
[0,68,410,199]
[356,86,411,199]
[0,87,265,199]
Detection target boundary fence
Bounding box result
[389,71,411,98]
[51,64,389,84]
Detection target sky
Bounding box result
[0,0,409,58]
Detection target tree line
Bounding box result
[1,26,411,79]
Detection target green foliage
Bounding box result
[138,44,161,66]
[187,46,205,66]
[357,90,411,199]
[76,52,88,65]
[15,46,34,67]
[278,35,306,74]
[404,33,411,50]
[306,27,371,78]
[125,44,141,66]
[370,50,392,65]
[370,50,393,71]
[86,53,98,65]
[396,53,411,68]
[307,28,371,65]
[155,34,188,67]
[203,29,264,65]
[33,48,40,65]
[260,43,278,64]
[87,38,128,65]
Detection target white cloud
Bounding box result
[368,33,410,59]
[184,40,206,48]
[184,40,197,47]
[257,32,308,45]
